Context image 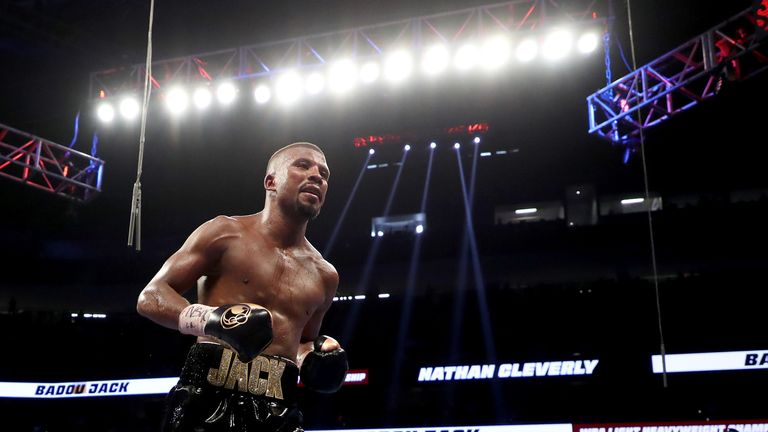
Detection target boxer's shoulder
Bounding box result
[201,215,244,234]
[203,215,252,238]
[303,240,338,280]
[184,215,247,255]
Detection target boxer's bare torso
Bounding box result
[196,214,337,360]
[137,144,339,364]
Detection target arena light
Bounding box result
[193,87,213,110]
[215,81,238,105]
[454,142,461,149]
[118,97,140,121]
[275,71,303,105]
[254,84,272,105]
[384,49,413,83]
[621,197,645,205]
[542,29,573,60]
[404,144,411,151]
[96,102,115,123]
[378,293,390,299]
[430,142,437,149]
[415,224,424,234]
[515,208,537,215]
[577,32,600,54]
[377,230,384,237]
[481,35,511,70]
[165,86,189,115]
[359,61,380,84]
[516,38,538,62]
[305,72,325,95]
[454,43,479,71]
[328,59,358,94]
[473,136,481,144]
[421,44,450,76]
[369,148,375,155]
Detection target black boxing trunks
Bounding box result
[162,343,303,432]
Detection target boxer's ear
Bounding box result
[264,174,276,192]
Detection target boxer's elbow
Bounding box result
[136,285,159,319]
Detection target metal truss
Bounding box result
[587,6,768,146]
[89,0,600,98]
[0,123,104,202]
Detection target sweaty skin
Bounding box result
[137,145,340,363]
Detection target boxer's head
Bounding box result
[265,142,329,220]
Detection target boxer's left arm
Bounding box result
[298,265,339,361]
[297,263,348,393]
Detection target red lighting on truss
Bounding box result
[445,122,490,135]
[353,135,403,148]
[194,58,213,81]
[754,0,768,30]
[354,122,489,149]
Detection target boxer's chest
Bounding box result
[220,241,327,316]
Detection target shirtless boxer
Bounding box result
[137,142,348,431]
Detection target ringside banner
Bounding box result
[0,378,178,399]
[312,425,572,432]
[575,420,768,432]
[651,350,768,373]
[417,359,599,382]
[0,369,369,399]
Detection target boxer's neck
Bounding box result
[258,206,308,248]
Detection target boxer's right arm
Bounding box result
[136,216,239,330]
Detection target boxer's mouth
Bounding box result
[300,185,322,200]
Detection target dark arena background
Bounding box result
[2,0,768,431]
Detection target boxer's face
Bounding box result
[271,147,329,219]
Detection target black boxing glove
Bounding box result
[300,335,348,393]
[179,303,273,363]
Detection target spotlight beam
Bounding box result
[419,146,436,213]
[387,145,436,414]
[323,151,374,257]
[455,152,494,362]
[450,139,480,360]
[381,148,410,217]
[446,141,479,405]
[454,148,504,420]
[341,149,410,345]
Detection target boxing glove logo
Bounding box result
[220,304,252,329]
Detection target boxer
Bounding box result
[137,142,348,431]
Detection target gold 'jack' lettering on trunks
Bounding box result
[206,349,286,400]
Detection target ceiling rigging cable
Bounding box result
[128,0,157,251]
[626,0,669,388]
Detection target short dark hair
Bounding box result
[266,142,325,174]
